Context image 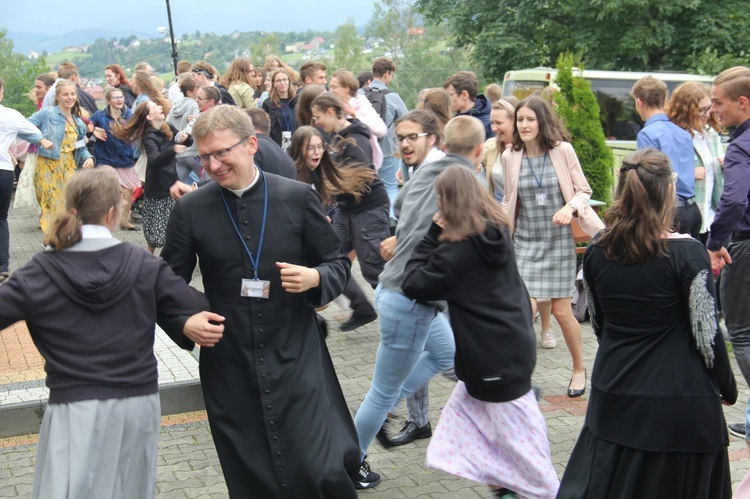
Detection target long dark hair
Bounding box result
[434,165,508,242]
[512,96,570,152]
[595,148,675,264]
[290,126,376,203]
[111,102,173,151]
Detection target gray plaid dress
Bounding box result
[513,154,575,298]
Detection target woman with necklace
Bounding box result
[90,88,138,230]
[501,96,603,398]
[262,68,297,150]
[27,80,94,235]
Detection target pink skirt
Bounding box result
[98,165,141,191]
[425,382,559,498]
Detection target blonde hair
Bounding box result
[192,105,255,142]
[713,66,750,101]
[444,116,485,156]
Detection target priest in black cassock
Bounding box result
[161,105,363,498]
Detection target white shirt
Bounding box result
[0,105,43,172]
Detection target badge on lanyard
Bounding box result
[241,278,271,298]
[527,152,549,207]
[536,192,547,206]
[281,131,292,152]
[74,139,86,149]
[220,169,271,298]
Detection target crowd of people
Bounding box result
[0,53,749,498]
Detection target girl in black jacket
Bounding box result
[113,101,191,253]
[401,165,559,499]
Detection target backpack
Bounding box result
[363,86,391,124]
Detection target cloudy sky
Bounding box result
[2,0,375,36]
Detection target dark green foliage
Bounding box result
[554,54,613,204]
[0,30,49,116]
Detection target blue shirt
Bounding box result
[706,119,750,250]
[637,113,695,200]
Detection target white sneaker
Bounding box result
[540,330,557,349]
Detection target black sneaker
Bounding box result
[351,458,381,489]
[494,488,518,498]
[729,422,746,439]
[340,311,378,331]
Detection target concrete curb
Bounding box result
[0,380,205,438]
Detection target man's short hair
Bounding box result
[372,58,395,78]
[134,62,153,74]
[176,60,192,75]
[57,62,79,80]
[714,66,750,101]
[445,71,478,101]
[631,76,667,110]
[299,61,327,83]
[178,73,196,95]
[246,108,271,134]
[193,105,255,142]
[396,109,440,139]
[444,116,485,156]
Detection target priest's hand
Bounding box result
[277,262,320,293]
[183,311,225,347]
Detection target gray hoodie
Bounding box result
[167,97,199,158]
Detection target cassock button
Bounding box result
[259,358,264,363]
[245,235,250,240]
[241,204,246,208]
[282,483,288,488]
[261,374,267,379]
[278,466,283,472]
[243,220,249,225]
[273,436,278,441]
[259,329,264,333]
[258,313,262,318]
[267,404,272,409]
[269,420,274,425]
[264,389,270,394]
[276,451,282,457]
[259,343,264,348]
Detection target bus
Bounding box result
[502,67,714,141]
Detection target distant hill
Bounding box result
[8,29,155,54]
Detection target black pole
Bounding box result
[165,0,179,76]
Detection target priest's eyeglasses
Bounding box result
[197,136,249,166]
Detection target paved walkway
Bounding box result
[1,199,750,497]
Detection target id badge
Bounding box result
[74,139,87,149]
[536,192,547,206]
[281,131,292,152]
[241,279,271,299]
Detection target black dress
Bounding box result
[558,235,737,499]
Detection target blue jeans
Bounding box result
[378,156,400,220]
[354,285,455,458]
[0,170,14,273]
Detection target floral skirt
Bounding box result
[97,165,141,191]
[34,153,76,234]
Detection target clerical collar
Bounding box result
[226,165,261,197]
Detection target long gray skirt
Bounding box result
[32,393,160,499]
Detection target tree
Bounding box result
[331,20,366,72]
[0,29,49,116]
[416,0,750,81]
[554,54,613,204]
[249,33,281,65]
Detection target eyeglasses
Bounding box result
[110,96,124,100]
[306,143,325,153]
[698,106,711,115]
[396,132,429,144]
[197,136,249,166]
[275,78,289,84]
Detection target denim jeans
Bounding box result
[378,156,400,220]
[354,285,455,458]
[0,170,14,273]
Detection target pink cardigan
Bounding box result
[500,141,604,237]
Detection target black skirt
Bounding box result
[557,426,731,499]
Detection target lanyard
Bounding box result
[279,101,291,130]
[221,169,268,280]
[525,152,548,192]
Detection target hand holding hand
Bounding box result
[277,262,320,293]
[183,311,225,347]
[174,144,186,154]
[93,127,107,141]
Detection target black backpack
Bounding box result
[363,86,391,124]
